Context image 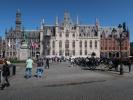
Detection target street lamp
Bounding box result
[115,24,126,75]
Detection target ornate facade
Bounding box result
[4,10,130,59]
[40,12,100,58]
[5,10,40,59]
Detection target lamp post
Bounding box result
[116,24,126,75]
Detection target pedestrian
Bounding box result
[45,58,49,69]
[35,58,44,78]
[1,59,10,90]
[24,57,34,79]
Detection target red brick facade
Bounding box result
[100,28,130,58]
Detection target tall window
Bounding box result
[65,40,69,49]
[59,50,62,56]
[80,50,82,55]
[65,30,69,37]
[90,40,92,49]
[59,40,62,48]
[79,40,82,48]
[85,40,87,48]
[73,33,75,37]
[52,50,55,55]
[72,40,75,48]
[85,50,87,55]
[65,50,69,56]
[59,33,62,37]
[95,40,97,49]
[52,41,55,48]
[73,50,75,56]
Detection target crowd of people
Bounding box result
[0,56,132,90]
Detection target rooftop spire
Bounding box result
[63,10,72,26]
[15,8,21,31]
[55,16,59,26]
[41,18,45,25]
[76,15,79,25]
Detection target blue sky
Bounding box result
[0,0,133,41]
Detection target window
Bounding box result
[85,50,87,55]
[80,50,82,55]
[59,50,62,56]
[59,40,62,48]
[13,52,16,56]
[94,30,98,36]
[79,33,81,37]
[52,41,55,48]
[65,49,69,56]
[113,47,115,50]
[90,40,92,48]
[65,30,69,37]
[65,40,69,49]
[95,40,97,49]
[52,50,55,55]
[72,40,75,48]
[73,50,75,56]
[85,40,87,48]
[73,33,75,37]
[59,33,62,37]
[79,40,82,48]
[125,47,127,50]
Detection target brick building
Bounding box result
[100,23,130,58]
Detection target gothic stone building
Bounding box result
[5,10,130,59]
[40,12,100,58]
[5,10,40,59]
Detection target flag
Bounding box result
[8,39,11,47]
[31,40,39,49]
[35,43,38,48]
[31,41,36,48]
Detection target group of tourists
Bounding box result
[24,57,49,79]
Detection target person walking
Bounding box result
[25,57,34,79]
[1,60,10,90]
[45,58,49,69]
[35,58,44,78]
